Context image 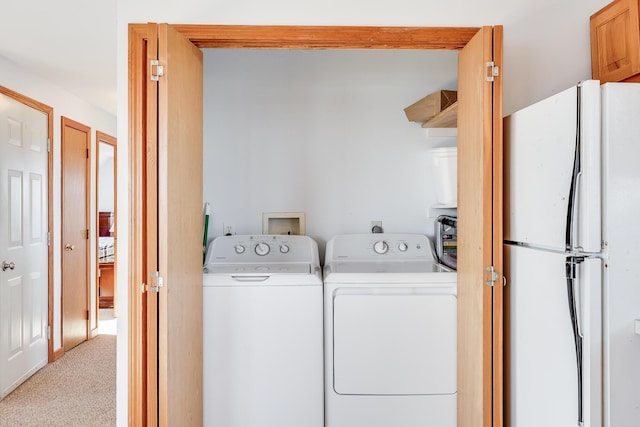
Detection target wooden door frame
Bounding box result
[0,86,55,362]
[128,23,501,426]
[61,116,91,352]
[492,29,504,427]
[95,131,117,328]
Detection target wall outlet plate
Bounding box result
[223,224,234,236]
[371,220,383,233]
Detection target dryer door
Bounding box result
[332,287,456,395]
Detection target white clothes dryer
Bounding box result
[324,233,457,427]
[203,234,323,427]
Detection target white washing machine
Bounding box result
[323,233,457,427]
[202,234,324,427]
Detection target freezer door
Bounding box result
[506,245,602,427]
[504,80,601,253]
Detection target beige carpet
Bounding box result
[0,334,116,427]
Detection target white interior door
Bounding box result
[0,92,49,399]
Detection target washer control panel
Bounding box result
[326,233,434,261]
[206,234,316,264]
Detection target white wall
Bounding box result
[0,55,117,353]
[118,0,613,115]
[203,48,458,257]
[117,0,612,424]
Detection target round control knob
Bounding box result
[234,245,245,254]
[255,242,271,256]
[373,240,389,254]
[398,242,408,252]
[280,244,290,254]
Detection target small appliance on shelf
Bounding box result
[435,215,457,270]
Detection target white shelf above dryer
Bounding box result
[424,128,457,139]
[429,204,457,218]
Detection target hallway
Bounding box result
[0,310,117,426]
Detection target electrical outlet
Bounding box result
[223,224,234,236]
[371,221,383,233]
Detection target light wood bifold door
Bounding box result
[457,26,504,427]
[131,22,204,427]
[155,23,203,427]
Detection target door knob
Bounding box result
[2,261,15,271]
[65,244,75,251]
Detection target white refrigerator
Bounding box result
[504,80,640,427]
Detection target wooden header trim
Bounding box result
[162,25,479,50]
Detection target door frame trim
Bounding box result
[491,26,504,427]
[61,116,91,352]
[128,24,150,426]
[0,86,54,362]
[168,24,480,50]
[128,23,502,426]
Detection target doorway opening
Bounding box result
[128,24,503,427]
[96,131,118,335]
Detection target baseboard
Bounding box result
[53,347,64,361]
[0,358,48,399]
[90,326,100,338]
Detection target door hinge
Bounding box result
[141,283,148,293]
[47,231,51,246]
[486,61,499,82]
[485,265,499,286]
[85,229,90,240]
[150,60,164,81]
[47,138,50,153]
[86,310,90,320]
[47,325,51,340]
[150,271,164,293]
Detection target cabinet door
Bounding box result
[591,0,640,83]
[457,26,504,427]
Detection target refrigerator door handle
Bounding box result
[566,257,584,425]
[565,84,583,253]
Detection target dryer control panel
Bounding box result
[325,233,434,262]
